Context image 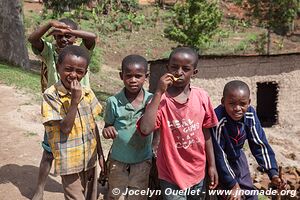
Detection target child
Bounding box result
[28,18,96,91]
[213,80,285,200]
[28,18,97,200]
[138,47,219,200]
[102,54,153,200]
[41,45,105,200]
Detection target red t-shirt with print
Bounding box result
[143,86,218,190]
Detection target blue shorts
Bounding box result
[42,131,52,153]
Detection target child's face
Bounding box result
[57,54,88,90]
[120,64,147,94]
[222,89,251,121]
[167,52,198,87]
[55,34,76,49]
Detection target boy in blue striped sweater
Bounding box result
[213,80,285,200]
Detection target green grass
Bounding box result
[0,63,40,94]
[24,131,38,137]
[258,194,268,200]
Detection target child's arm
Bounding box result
[47,28,97,50]
[246,107,284,188]
[139,73,174,135]
[60,80,82,134]
[102,97,117,139]
[95,125,106,173]
[69,29,96,50]
[28,20,70,52]
[203,128,218,189]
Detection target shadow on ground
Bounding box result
[0,164,62,199]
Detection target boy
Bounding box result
[138,47,219,200]
[28,18,96,91]
[213,80,285,200]
[28,18,97,200]
[41,45,105,200]
[102,54,153,200]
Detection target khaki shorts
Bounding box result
[61,167,97,200]
[108,159,152,200]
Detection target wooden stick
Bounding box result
[276,166,282,200]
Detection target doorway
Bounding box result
[256,82,279,127]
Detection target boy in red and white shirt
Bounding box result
[138,47,218,199]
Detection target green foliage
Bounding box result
[82,0,147,33]
[0,63,40,95]
[231,0,244,6]
[43,0,90,17]
[228,18,251,32]
[234,33,258,53]
[248,0,298,35]
[234,40,249,53]
[258,194,269,200]
[254,32,268,55]
[89,46,102,73]
[164,0,222,50]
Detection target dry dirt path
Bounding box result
[0,84,108,200]
[0,84,64,199]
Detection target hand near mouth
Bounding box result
[157,73,175,94]
[70,79,82,105]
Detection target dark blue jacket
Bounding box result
[212,105,278,188]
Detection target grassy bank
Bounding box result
[0,63,40,94]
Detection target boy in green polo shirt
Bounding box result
[28,18,96,92]
[102,55,153,200]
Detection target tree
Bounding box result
[246,0,298,54]
[0,0,29,69]
[248,0,298,35]
[42,0,92,16]
[164,0,222,50]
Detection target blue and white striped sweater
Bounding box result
[212,105,278,188]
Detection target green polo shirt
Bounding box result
[104,88,153,163]
[32,40,90,88]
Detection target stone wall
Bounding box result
[148,53,300,127]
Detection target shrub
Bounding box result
[164,0,222,50]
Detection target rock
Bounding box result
[290,183,300,190]
[253,182,262,190]
[296,168,300,176]
[261,184,268,191]
[253,177,261,183]
[287,179,297,185]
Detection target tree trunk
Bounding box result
[0,0,29,69]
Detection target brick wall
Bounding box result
[148,53,300,127]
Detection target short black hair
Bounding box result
[223,80,250,97]
[169,47,199,68]
[121,54,148,73]
[59,18,78,30]
[57,45,90,66]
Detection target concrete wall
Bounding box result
[149,53,300,127]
